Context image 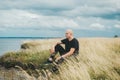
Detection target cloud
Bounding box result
[74,16,117,30]
[60,3,120,20]
[115,24,120,28]
[0,9,119,31]
[90,23,105,30]
[0,27,5,31]
[0,9,79,30]
[0,0,77,10]
[0,9,117,32]
[0,0,119,37]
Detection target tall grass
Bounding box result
[0,50,49,68]
[0,38,120,80]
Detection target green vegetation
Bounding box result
[0,50,49,69]
[21,41,41,49]
[114,35,119,38]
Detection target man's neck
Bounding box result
[68,36,74,41]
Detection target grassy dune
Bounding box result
[0,38,120,80]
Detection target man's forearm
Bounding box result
[62,52,73,58]
[57,42,63,45]
[62,48,75,58]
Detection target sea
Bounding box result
[0,37,57,56]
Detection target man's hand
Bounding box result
[55,56,62,62]
[49,48,54,54]
[49,42,62,54]
[55,56,64,64]
[55,48,75,63]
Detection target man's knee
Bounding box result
[55,44,63,52]
[55,44,61,49]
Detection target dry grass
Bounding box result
[0,38,120,80]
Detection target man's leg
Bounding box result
[51,44,65,72]
[54,44,66,56]
[47,44,65,63]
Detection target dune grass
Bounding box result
[0,50,49,69]
[0,38,120,80]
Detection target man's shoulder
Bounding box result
[61,38,68,41]
[61,38,68,43]
[73,38,78,41]
[71,38,79,44]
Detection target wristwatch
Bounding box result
[61,56,64,60]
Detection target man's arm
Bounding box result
[62,48,75,58]
[56,48,75,61]
[50,41,63,54]
[56,42,63,45]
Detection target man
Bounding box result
[47,29,79,64]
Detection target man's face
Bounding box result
[65,31,71,38]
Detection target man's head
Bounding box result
[65,29,73,39]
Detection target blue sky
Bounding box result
[0,0,120,37]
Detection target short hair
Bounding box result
[66,29,73,35]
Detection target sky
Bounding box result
[0,0,120,37]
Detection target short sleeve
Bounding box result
[61,38,67,44]
[71,39,77,49]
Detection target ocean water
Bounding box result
[0,37,56,56]
[0,38,29,56]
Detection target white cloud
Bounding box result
[60,3,120,17]
[74,16,117,30]
[0,9,118,32]
[0,0,77,10]
[90,23,105,30]
[0,9,79,30]
[115,24,120,28]
[0,27,5,31]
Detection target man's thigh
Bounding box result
[55,44,66,56]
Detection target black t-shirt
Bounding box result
[61,38,79,53]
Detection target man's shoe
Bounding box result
[52,66,59,72]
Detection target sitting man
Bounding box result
[47,29,79,64]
